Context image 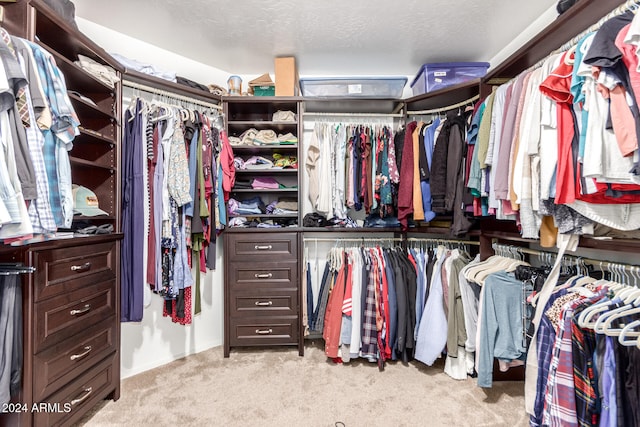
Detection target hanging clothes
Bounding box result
[121,94,227,323]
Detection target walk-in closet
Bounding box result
[1,0,640,426]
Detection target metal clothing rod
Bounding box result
[492,242,639,273]
[123,80,223,110]
[0,264,35,276]
[303,112,405,118]
[406,94,480,115]
[406,237,480,246]
[303,237,405,243]
[528,0,640,72]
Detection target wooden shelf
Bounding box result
[228,214,298,219]
[303,97,403,114]
[404,79,481,112]
[230,188,298,193]
[235,169,298,174]
[123,69,221,106]
[69,93,116,121]
[231,145,298,151]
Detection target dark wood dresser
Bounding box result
[223,230,303,357]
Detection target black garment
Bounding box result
[449,112,473,235]
[176,76,210,92]
[417,122,429,181]
[395,127,406,172]
[430,115,453,213]
[582,11,640,173]
[389,249,417,363]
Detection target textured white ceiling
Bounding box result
[72,0,559,77]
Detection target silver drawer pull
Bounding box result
[254,245,272,250]
[254,301,273,307]
[70,346,92,361]
[70,387,93,406]
[70,262,91,272]
[254,273,273,279]
[70,304,91,316]
[255,328,273,335]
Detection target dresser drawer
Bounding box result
[34,241,116,302]
[33,317,117,402]
[225,232,297,261]
[229,317,299,346]
[33,356,116,427]
[34,279,116,353]
[230,289,298,317]
[228,261,298,290]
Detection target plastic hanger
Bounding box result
[618,319,640,346]
[601,304,640,337]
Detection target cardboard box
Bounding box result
[275,57,300,96]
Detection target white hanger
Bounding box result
[602,304,640,337]
[618,319,640,346]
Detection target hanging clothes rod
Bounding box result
[0,264,35,276]
[303,111,405,118]
[303,237,405,243]
[406,94,480,116]
[406,237,480,246]
[123,80,223,111]
[492,242,639,273]
[527,0,640,72]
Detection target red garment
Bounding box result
[540,51,577,205]
[220,130,235,202]
[398,122,417,230]
[162,287,192,325]
[378,248,391,360]
[146,126,160,287]
[323,258,348,358]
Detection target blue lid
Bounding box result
[411,62,490,86]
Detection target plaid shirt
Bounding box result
[27,41,80,226]
[571,292,606,427]
[361,256,378,360]
[544,298,586,426]
[14,42,56,233]
[530,289,568,427]
[544,291,604,427]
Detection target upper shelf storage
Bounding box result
[303,97,403,115]
[4,0,124,75]
[404,79,481,112]
[485,0,625,83]
[123,69,222,107]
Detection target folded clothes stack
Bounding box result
[236,128,297,146]
[228,196,266,215]
[272,110,296,121]
[234,154,298,170]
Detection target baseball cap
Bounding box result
[73,184,108,216]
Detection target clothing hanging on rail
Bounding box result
[0,267,25,407]
[120,93,230,323]
[305,113,474,234]
[0,28,81,243]
[466,8,640,244]
[527,274,640,427]
[309,240,483,376]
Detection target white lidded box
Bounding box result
[300,77,407,98]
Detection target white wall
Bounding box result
[488,4,558,69]
[76,18,231,88]
[76,18,228,379]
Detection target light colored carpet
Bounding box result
[75,341,529,427]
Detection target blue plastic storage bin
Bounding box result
[300,77,407,98]
[410,62,489,95]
